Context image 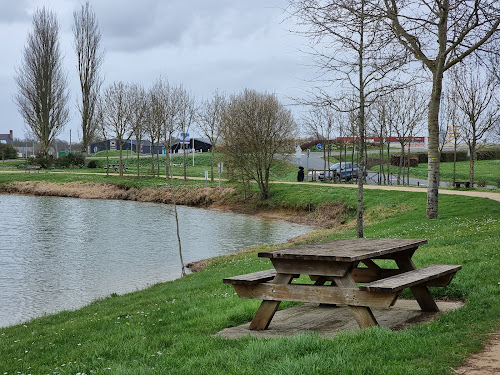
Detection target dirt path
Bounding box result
[453,333,500,374]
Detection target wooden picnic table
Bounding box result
[454,181,471,188]
[224,238,461,330]
[105,164,128,172]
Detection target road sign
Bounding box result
[316,143,322,150]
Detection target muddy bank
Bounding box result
[0,180,355,229]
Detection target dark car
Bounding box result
[317,162,366,181]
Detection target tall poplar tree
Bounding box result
[15,7,69,157]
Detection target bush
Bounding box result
[27,154,54,169]
[415,151,468,163]
[87,160,98,168]
[0,143,18,159]
[476,149,500,160]
[477,179,487,187]
[390,154,419,167]
[54,153,85,168]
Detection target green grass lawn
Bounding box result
[371,160,500,186]
[404,160,500,186]
[0,179,499,374]
[0,152,299,183]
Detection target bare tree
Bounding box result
[221,89,298,199]
[130,84,147,177]
[370,98,390,184]
[387,89,426,184]
[176,86,196,181]
[451,62,499,186]
[197,90,226,181]
[147,83,165,176]
[73,1,104,155]
[288,0,409,237]
[15,7,69,157]
[440,88,462,185]
[382,0,500,218]
[303,106,338,177]
[151,79,181,179]
[102,82,134,176]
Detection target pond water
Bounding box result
[0,194,313,328]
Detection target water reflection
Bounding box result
[0,194,312,327]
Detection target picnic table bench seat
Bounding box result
[24,165,41,173]
[223,269,278,285]
[454,181,470,188]
[359,264,461,292]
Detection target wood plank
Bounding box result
[223,269,277,285]
[393,258,440,312]
[333,273,379,328]
[233,283,398,309]
[351,268,402,283]
[258,238,427,262]
[359,265,461,292]
[248,273,293,330]
[270,258,352,277]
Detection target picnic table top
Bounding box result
[258,238,428,262]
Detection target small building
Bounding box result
[170,138,212,153]
[89,138,212,155]
[0,130,14,145]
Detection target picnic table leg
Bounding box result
[314,276,338,307]
[395,257,439,312]
[334,274,378,328]
[249,273,294,330]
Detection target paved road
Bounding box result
[282,152,494,188]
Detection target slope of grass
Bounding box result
[0,181,499,374]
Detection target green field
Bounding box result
[0,174,499,374]
[0,152,300,183]
[401,160,500,186]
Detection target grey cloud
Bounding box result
[0,1,30,22]
[93,0,285,52]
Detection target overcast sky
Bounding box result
[1,0,312,142]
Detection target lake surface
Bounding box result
[0,194,312,328]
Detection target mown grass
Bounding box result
[0,153,298,183]
[402,160,500,186]
[0,178,499,374]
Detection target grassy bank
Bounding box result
[0,176,499,374]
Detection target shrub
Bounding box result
[0,143,18,159]
[87,160,98,168]
[54,153,85,168]
[477,179,487,187]
[27,154,54,168]
[390,154,419,167]
[415,151,468,163]
[476,149,500,160]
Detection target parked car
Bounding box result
[317,162,367,181]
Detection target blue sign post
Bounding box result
[316,143,322,150]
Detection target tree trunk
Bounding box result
[397,143,404,185]
[426,69,444,219]
[136,137,140,177]
[469,142,476,187]
[210,147,215,181]
[453,139,457,185]
[356,7,365,238]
